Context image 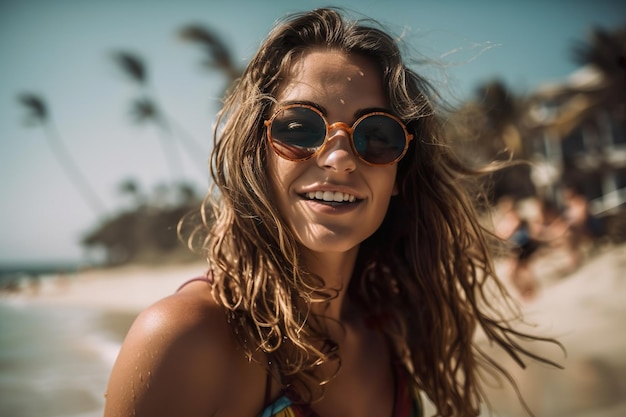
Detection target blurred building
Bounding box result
[525,64,626,217]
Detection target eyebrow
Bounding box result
[277,100,393,120]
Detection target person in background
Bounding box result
[493,196,548,300]
[103,8,562,417]
[562,184,605,270]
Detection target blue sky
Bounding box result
[1,0,624,264]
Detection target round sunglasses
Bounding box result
[264,104,413,166]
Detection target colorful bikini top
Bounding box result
[260,364,423,417]
[177,277,423,417]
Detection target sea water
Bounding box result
[0,298,134,417]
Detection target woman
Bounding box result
[103,8,561,417]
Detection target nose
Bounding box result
[316,123,357,172]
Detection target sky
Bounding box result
[1,0,624,265]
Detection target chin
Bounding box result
[296,229,370,255]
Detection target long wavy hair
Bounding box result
[183,7,561,416]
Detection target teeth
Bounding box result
[306,191,356,202]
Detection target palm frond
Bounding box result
[130,97,160,123]
[475,80,519,125]
[118,178,141,195]
[111,51,147,84]
[571,25,626,77]
[17,93,48,125]
[179,24,241,80]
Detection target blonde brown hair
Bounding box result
[184,8,561,416]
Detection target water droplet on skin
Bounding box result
[347,76,352,81]
[339,99,345,104]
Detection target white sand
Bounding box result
[477,243,626,417]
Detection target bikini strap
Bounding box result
[261,361,297,417]
[264,370,273,407]
[176,270,214,292]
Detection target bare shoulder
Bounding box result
[103,280,264,417]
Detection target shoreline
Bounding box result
[0,261,208,314]
[0,261,208,417]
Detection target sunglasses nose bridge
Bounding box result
[317,121,359,166]
[327,121,354,141]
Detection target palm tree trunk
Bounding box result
[167,117,208,175]
[154,116,185,183]
[43,121,106,215]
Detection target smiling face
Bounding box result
[267,49,398,258]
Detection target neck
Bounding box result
[301,246,359,322]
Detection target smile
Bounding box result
[304,191,358,203]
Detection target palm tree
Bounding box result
[571,25,626,91]
[178,24,243,94]
[118,177,147,209]
[569,25,626,130]
[17,93,106,215]
[447,80,536,200]
[477,80,527,157]
[479,80,539,199]
[449,80,526,161]
[111,51,206,180]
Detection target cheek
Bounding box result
[381,167,399,199]
[370,168,398,219]
[267,151,289,194]
[266,152,304,215]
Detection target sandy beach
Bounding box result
[1,244,625,417]
[475,243,626,417]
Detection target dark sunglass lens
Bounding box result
[353,115,406,164]
[270,107,326,159]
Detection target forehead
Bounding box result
[277,49,388,112]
